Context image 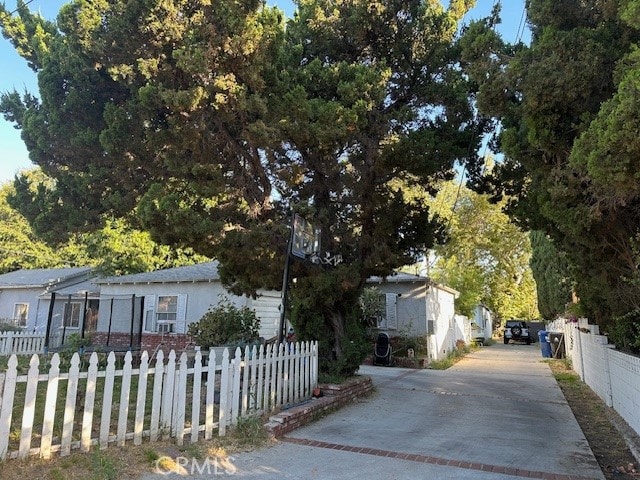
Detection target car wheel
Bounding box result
[526,338,531,345]
[503,337,509,344]
[511,326,522,338]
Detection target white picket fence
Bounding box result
[0,341,318,460]
[0,332,46,356]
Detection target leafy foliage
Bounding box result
[187,298,260,348]
[426,181,539,321]
[359,287,385,327]
[1,0,484,373]
[461,0,640,341]
[529,231,573,320]
[0,180,63,273]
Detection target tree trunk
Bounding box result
[328,311,345,360]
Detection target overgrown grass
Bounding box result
[0,414,273,480]
[429,343,477,370]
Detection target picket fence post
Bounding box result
[116,351,133,447]
[80,353,99,452]
[163,350,176,439]
[241,345,250,416]
[99,352,116,449]
[218,348,230,436]
[174,352,188,445]
[149,350,164,442]
[18,355,39,458]
[134,351,150,446]
[41,354,60,459]
[0,355,17,460]
[60,354,80,456]
[191,350,202,444]
[204,349,217,440]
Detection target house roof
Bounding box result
[367,271,460,296]
[96,261,220,285]
[0,267,93,289]
[367,271,429,284]
[48,277,101,297]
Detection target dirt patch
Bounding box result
[0,417,273,480]
[548,360,639,479]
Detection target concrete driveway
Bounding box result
[146,343,604,479]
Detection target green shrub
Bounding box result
[188,297,260,348]
[0,321,22,332]
[609,309,640,354]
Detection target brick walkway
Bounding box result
[281,436,597,480]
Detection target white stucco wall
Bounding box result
[425,284,457,361]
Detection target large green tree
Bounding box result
[1,0,484,375]
[426,180,539,322]
[528,231,573,320]
[461,0,640,339]
[0,181,62,272]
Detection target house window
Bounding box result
[13,303,28,327]
[63,302,82,328]
[156,295,178,332]
[376,293,398,330]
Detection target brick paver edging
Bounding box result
[264,375,374,438]
[280,437,597,480]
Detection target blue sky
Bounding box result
[0,0,527,183]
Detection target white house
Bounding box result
[94,261,282,353]
[367,272,460,361]
[0,267,94,332]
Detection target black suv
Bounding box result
[503,320,532,345]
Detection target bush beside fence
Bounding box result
[0,341,318,461]
[547,320,640,440]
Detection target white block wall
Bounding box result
[567,326,640,440]
[609,348,640,436]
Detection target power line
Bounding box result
[515,2,527,43]
[8,0,38,16]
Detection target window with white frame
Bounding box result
[376,293,398,330]
[156,295,178,333]
[13,303,28,327]
[63,302,82,328]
